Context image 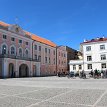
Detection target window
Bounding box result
[38,55,41,61]
[35,55,37,60]
[73,65,76,70]
[49,57,50,64]
[25,50,28,57]
[11,47,15,55]
[59,52,60,56]
[35,45,37,50]
[54,58,55,64]
[19,48,22,57]
[3,34,7,39]
[26,42,28,45]
[87,64,92,69]
[49,49,50,54]
[19,40,22,44]
[101,63,106,68]
[79,65,82,70]
[87,56,92,61]
[64,54,66,57]
[53,50,55,55]
[11,37,15,41]
[86,46,91,51]
[59,60,60,64]
[62,61,63,65]
[62,53,63,57]
[2,45,7,54]
[45,57,47,63]
[39,46,41,51]
[45,48,47,53]
[101,54,106,60]
[100,45,105,50]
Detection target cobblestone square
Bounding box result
[0,77,107,107]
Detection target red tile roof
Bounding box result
[0,21,56,47]
[32,34,56,47]
[81,37,107,44]
[0,21,9,27]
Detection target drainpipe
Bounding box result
[32,40,35,60]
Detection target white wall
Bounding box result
[69,40,107,74]
[82,41,107,71]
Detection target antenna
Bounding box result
[15,17,19,25]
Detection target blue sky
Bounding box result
[0,0,107,50]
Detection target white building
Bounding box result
[69,60,83,73]
[69,37,107,74]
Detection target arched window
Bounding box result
[25,50,28,57]
[2,45,7,54]
[19,48,22,57]
[11,47,15,55]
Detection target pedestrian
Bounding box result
[101,70,104,78]
[94,69,98,79]
[106,69,107,78]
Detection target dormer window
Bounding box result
[15,27,19,32]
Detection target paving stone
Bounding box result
[31,101,91,107]
[0,96,40,107]
[17,88,70,100]
[96,93,107,106]
[49,89,104,105]
[0,94,7,98]
[0,85,42,95]
[0,77,106,107]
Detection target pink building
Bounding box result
[0,21,67,78]
[57,46,67,74]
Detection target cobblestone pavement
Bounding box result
[0,77,107,107]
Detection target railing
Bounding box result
[0,54,39,62]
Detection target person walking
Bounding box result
[101,70,104,78]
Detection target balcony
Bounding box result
[0,54,39,62]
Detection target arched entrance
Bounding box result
[9,63,15,78]
[19,64,29,77]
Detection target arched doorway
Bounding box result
[19,64,29,77]
[9,63,15,78]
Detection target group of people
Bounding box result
[57,69,107,79]
[89,69,107,79]
[67,70,86,79]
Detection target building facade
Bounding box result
[57,46,67,74]
[0,21,67,78]
[69,37,107,74]
[65,46,81,72]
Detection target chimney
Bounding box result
[96,37,99,40]
[84,39,87,42]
